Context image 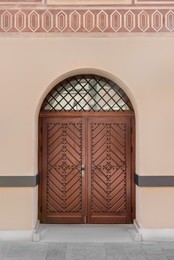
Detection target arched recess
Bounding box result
[38,74,135,224]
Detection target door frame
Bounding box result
[38,111,135,223]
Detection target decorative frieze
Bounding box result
[0,8,173,33]
[0,0,173,33]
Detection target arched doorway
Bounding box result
[38,74,135,224]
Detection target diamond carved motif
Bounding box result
[152,10,163,32]
[42,11,53,32]
[56,11,67,32]
[69,11,81,32]
[110,11,122,32]
[1,11,12,32]
[83,10,95,32]
[165,10,174,32]
[124,10,135,32]
[97,10,108,32]
[14,11,26,32]
[103,162,114,172]
[138,11,149,32]
[28,10,40,32]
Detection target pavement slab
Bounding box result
[1,241,174,260]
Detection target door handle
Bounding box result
[81,163,85,177]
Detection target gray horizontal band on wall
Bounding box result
[135,174,174,187]
[1,174,174,187]
[0,175,39,187]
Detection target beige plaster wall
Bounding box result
[0,36,174,229]
[136,186,174,228]
[0,188,35,229]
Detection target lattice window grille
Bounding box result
[42,75,133,112]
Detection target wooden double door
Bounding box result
[39,113,135,224]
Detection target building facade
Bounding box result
[0,0,174,241]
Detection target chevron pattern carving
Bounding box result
[41,115,132,223]
[90,121,127,215]
[46,121,82,215]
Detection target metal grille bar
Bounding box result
[41,75,133,112]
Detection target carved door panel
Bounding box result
[40,115,132,224]
[87,117,131,223]
[42,117,85,223]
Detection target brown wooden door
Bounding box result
[87,117,131,223]
[40,114,134,224]
[41,117,85,223]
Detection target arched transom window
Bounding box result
[41,75,133,112]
